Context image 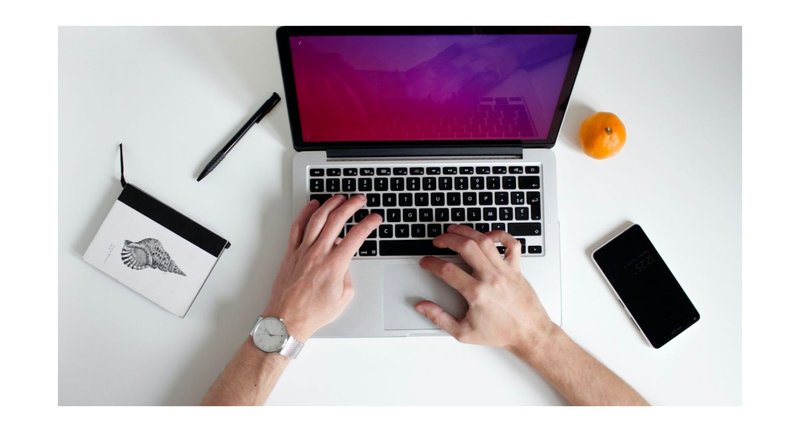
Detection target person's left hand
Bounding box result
[262,195,381,341]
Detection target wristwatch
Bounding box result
[249,316,305,359]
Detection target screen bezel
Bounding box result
[592,224,700,349]
[275,26,591,151]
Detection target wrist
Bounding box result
[260,308,314,342]
[508,320,560,363]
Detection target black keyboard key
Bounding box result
[515,206,530,220]
[310,194,331,205]
[379,224,393,238]
[327,168,342,176]
[310,168,324,177]
[529,245,543,254]
[435,208,449,222]
[415,193,429,206]
[410,167,424,175]
[358,178,373,191]
[470,176,485,190]
[431,193,445,206]
[527,191,541,220]
[476,166,491,174]
[360,167,375,176]
[509,166,524,174]
[411,224,426,238]
[310,179,324,192]
[525,166,540,174]
[407,177,420,191]
[476,223,490,233]
[403,208,417,222]
[426,167,441,175]
[375,177,388,191]
[492,166,507,174]
[326,178,340,192]
[518,176,540,189]
[377,167,391,176]
[483,207,498,221]
[370,209,384,219]
[455,176,469,190]
[511,191,525,205]
[391,178,404,191]
[395,224,410,238]
[451,208,466,221]
[479,192,493,205]
[354,209,369,222]
[399,193,413,207]
[487,176,501,190]
[422,177,437,190]
[438,177,453,190]
[379,240,457,256]
[383,193,397,207]
[508,223,542,236]
[495,191,509,205]
[366,193,380,207]
[427,224,442,237]
[463,192,477,205]
[443,166,457,174]
[502,176,517,189]
[447,192,461,206]
[419,208,433,222]
[467,207,482,221]
[500,207,513,221]
[393,167,408,175]
[359,240,378,256]
[517,238,526,252]
[459,166,474,174]
[387,209,401,222]
[442,223,453,233]
[344,168,358,176]
[342,178,357,192]
[492,222,506,231]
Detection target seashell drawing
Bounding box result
[120,238,186,276]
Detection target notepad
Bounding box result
[83,145,230,317]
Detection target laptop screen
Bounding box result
[278,28,589,148]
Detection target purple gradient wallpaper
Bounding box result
[289,34,578,142]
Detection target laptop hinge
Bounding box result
[326,146,523,161]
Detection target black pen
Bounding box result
[197,92,282,181]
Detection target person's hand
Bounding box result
[263,195,381,341]
[415,224,556,354]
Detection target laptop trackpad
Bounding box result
[383,264,469,331]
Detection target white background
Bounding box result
[59,26,740,405]
[3,0,797,429]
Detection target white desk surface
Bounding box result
[58,26,741,405]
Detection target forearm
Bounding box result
[512,325,648,406]
[202,338,289,406]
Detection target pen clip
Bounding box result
[118,143,127,188]
[255,92,281,124]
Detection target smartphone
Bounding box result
[592,224,699,348]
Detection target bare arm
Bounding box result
[415,224,647,406]
[202,195,381,405]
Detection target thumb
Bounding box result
[415,301,464,339]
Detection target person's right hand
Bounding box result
[415,224,556,354]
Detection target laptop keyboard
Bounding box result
[308,164,544,258]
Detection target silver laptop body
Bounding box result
[278,26,590,337]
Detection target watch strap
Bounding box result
[278,336,304,359]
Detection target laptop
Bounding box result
[276,26,590,337]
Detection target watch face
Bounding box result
[253,317,289,352]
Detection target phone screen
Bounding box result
[592,224,699,348]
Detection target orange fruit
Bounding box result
[579,112,627,159]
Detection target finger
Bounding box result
[342,269,355,303]
[314,195,368,248]
[415,301,466,340]
[335,212,383,260]
[431,232,493,274]
[418,256,476,298]
[301,194,346,246]
[485,230,522,269]
[287,200,321,250]
[446,224,506,267]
